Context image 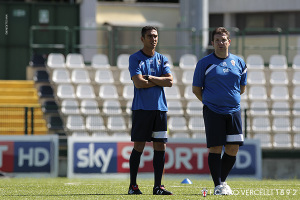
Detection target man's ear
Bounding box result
[141,36,144,43]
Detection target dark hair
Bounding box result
[141,26,158,37]
[211,27,230,41]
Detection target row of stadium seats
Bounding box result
[34,52,300,149]
[45,53,300,71]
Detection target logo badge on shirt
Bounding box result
[223,68,229,73]
[222,62,227,67]
[231,60,235,66]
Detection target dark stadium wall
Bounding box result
[0,2,79,80]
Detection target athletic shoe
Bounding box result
[214,185,226,195]
[153,185,173,195]
[128,185,142,195]
[222,182,233,195]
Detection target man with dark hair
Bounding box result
[127,26,173,195]
[193,27,247,195]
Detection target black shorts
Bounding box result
[131,110,168,143]
[203,105,244,148]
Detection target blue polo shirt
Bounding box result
[193,53,247,114]
[129,50,171,111]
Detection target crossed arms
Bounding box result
[132,73,173,89]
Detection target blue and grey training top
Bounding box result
[193,53,247,114]
[129,50,171,111]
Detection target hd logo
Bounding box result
[0,141,52,173]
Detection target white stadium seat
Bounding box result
[117,54,130,69]
[179,54,197,69]
[91,54,110,69]
[66,53,85,68]
[47,53,66,69]
[269,54,288,70]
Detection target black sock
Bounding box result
[153,150,165,187]
[221,152,236,183]
[208,153,222,187]
[129,148,142,186]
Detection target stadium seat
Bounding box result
[184,85,197,100]
[292,102,300,116]
[245,70,266,85]
[272,117,291,132]
[122,85,134,100]
[292,117,300,132]
[164,85,181,100]
[66,53,85,69]
[61,99,80,115]
[253,133,272,148]
[42,100,59,114]
[186,100,203,116]
[80,99,100,115]
[38,85,54,98]
[292,71,300,85]
[168,116,188,132]
[30,54,46,67]
[171,132,190,138]
[181,70,194,85]
[246,54,264,70]
[269,54,288,70]
[252,116,271,132]
[86,115,106,131]
[270,86,289,101]
[102,100,122,115]
[94,69,114,84]
[271,101,290,116]
[52,69,71,84]
[99,84,119,100]
[71,69,91,84]
[171,72,177,84]
[188,116,205,132]
[248,86,268,101]
[126,100,132,115]
[270,71,289,85]
[47,116,64,130]
[91,54,110,69]
[33,70,49,83]
[117,54,130,69]
[249,101,269,116]
[119,69,132,85]
[56,84,76,99]
[179,54,197,69]
[107,116,127,131]
[292,54,300,71]
[164,54,174,68]
[292,86,300,101]
[76,84,96,99]
[273,133,292,148]
[47,53,66,69]
[293,134,300,148]
[66,115,85,131]
[167,100,184,116]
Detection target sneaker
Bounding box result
[128,185,142,195]
[153,185,173,195]
[214,185,226,195]
[222,182,233,195]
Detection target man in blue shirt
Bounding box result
[193,27,247,195]
[128,26,173,195]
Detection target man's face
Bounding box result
[211,33,231,53]
[141,29,158,49]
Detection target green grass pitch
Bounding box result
[0,177,299,199]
